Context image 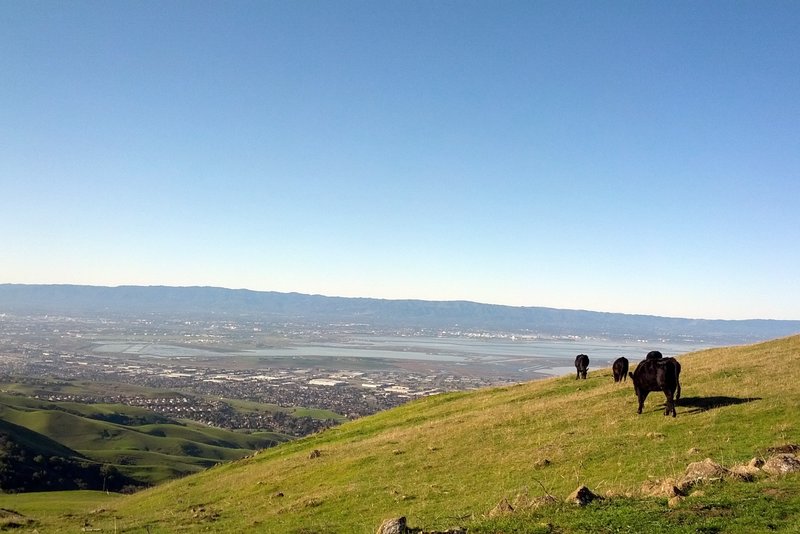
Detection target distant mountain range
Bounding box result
[1,284,798,344]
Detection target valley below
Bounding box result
[1,311,710,432]
[0,287,797,532]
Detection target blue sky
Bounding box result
[2,1,798,320]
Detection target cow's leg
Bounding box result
[663,390,676,417]
[576,370,579,380]
[637,390,649,414]
[675,380,681,401]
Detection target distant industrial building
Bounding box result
[308,378,346,387]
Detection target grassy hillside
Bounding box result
[0,394,291,486]
[0,377,345,422]
[2,336,799,532]
[0,418,83,461]
[0,377,182,399]
[0,419,140,493]
[0,491,121,530]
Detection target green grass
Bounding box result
[0,394,291,489]
[72,448,215,485]
[0,490,121,531]
[0,418,83,460]
[0,405,279,459]
[3,335,800,533]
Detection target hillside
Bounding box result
[0,393,290,487]
[2,283,799,342]
[0,418,138,493]
[1,335,798,532]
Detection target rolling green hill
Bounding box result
[0,418,82,461]
[0,418,137,492]
[0,393,291,487]
[1,336,799,532]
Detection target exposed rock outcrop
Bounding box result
[376,516,466,534]
[377,517,407,534]
[762,453,800,475]
[766,444,800,455]
[642,450,800,499]
[488,498,514,517]
[566,485,602,506]
[682,458,729,485]
[641,478,685,498]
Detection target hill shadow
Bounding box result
[676,395,761,414]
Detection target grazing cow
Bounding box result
[628,357,681,417]
[644,351,681,399]
[575,354,589,380]
[612,357,629,382]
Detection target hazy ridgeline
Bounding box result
[2,284,799,343]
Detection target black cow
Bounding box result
[612,357,629,382]
[575,354,589,380]
[644,351,681,399]
[629,357,681,417]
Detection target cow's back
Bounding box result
[632,358,677,391]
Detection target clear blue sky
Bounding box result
[2,1,798,320]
